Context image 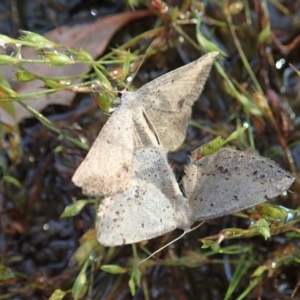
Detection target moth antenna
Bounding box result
[139,222,205,264]
[184,221,205,234]
[139,232,186,264]
[124,39,156,91]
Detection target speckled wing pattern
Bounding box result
[132,147,184,200]
[72,103,160,196]
[73,50,295,247]
[97,146,188,246]
[72,52,218,197]
[72,107,139,196]
[97,145,295,246]
[97,181,177,246]
[138,52,218,152]
[183,147,295,223]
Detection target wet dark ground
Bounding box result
[1,1,300,299]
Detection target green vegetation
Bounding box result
[1,1,299,299]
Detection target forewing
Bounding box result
[144,109,191,152]
[183,147,295,222]
[72,107,139,196]
[137,52,218,151]
[133,146,192,231]
[97,180,177,246]
[138,52,218,111]
[133,147,183,199]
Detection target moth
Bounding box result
[97,146,295,246]
[72,52,218,196]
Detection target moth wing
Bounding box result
[183,147,295,222]
[72,107,139,196]
[137,52,218,151]
[133,146,192,231]
[97,180,178,246]
[133,146,183,199]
